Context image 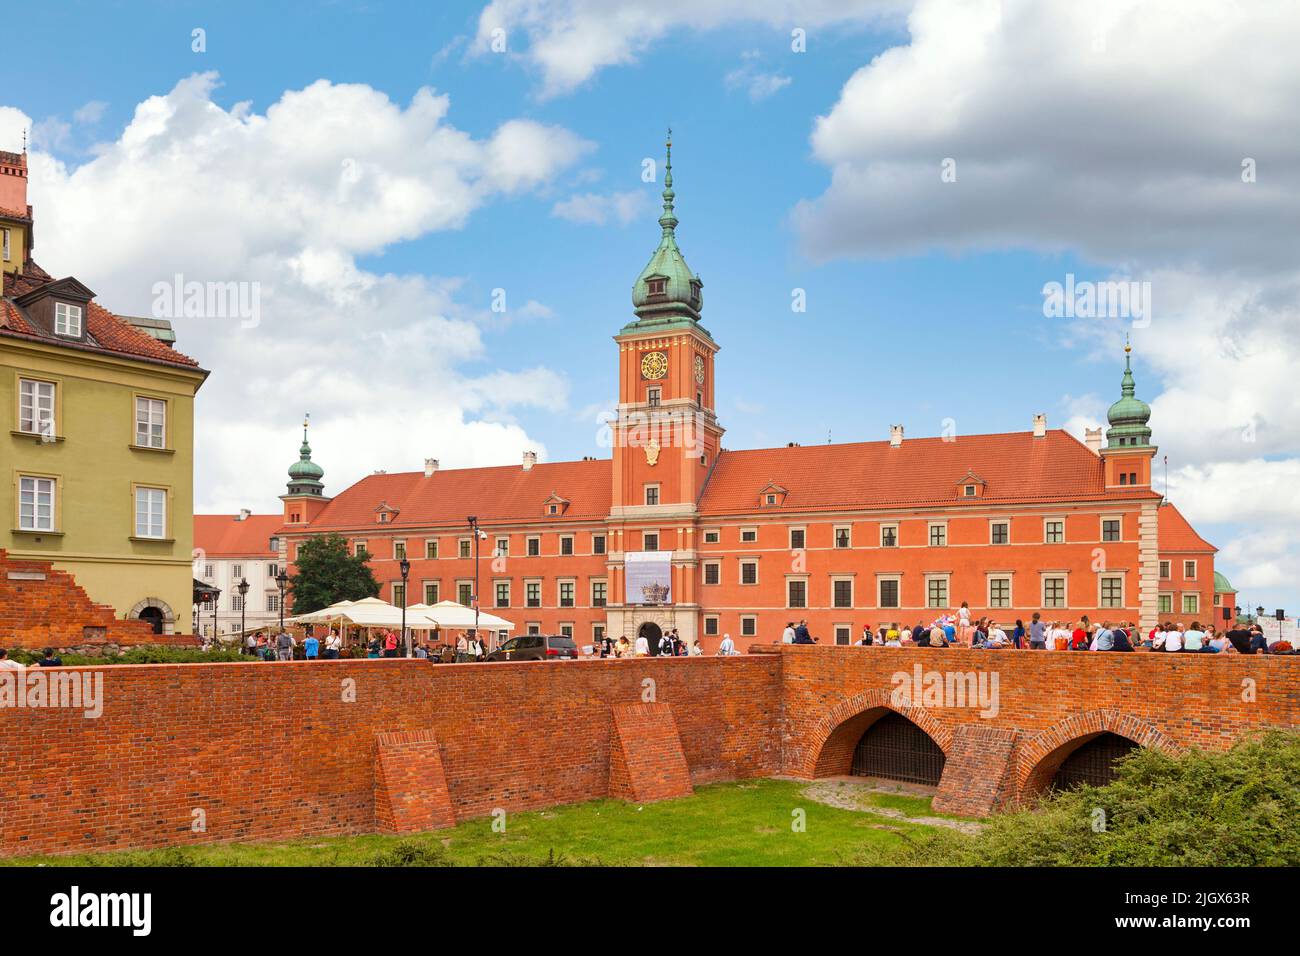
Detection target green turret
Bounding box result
[1105,343,1153,449]
[624,130,712,340]
[286,415,325,496]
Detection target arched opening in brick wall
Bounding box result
[809,699,949,780]
[851,712,946,786]
[1049,732,1139,791]
[1017,710,1180,802]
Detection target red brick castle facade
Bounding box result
[276,139,1233,651]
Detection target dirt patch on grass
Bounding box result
[802,780,986,835]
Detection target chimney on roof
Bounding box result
[889,425,904,448]
[424,458,439,477]
[1084,427,1103,456]
[237,509,251,521]
[522,450,537,471]
[0,147,28,217]
[1032,414,1047,438]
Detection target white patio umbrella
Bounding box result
[415,600,516,633]
[289,599,356,625]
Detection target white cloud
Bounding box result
[551,189,649,225]
[474,0,905,98]
[790,0,1300,610]
[73,100,108,126]
[9,73,591,513]
[724,61,792,101]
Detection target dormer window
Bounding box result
[964,484,976,497]
[689,279,702,307]
[54,302,83,337]
[647,278,667,296]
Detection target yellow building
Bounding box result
[1,147,208,634]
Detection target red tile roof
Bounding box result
[0,204,31,222]
[2,260,202,369]
[290,459,613,533]
[194,514,284,558]
[698,429,1157,514]
[1157,501,1216,552]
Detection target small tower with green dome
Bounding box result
[280,415,331,525]
[1100,342,1157,489]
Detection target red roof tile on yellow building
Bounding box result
[195,514,284,558]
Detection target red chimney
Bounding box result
[0,149,28,214]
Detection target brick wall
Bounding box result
[0,655,780,857]
[0,548,164,650]
[1,646,1296,857]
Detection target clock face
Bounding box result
[641,350,668,381]
[694,354,705,385]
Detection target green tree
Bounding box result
[289,533,380,615]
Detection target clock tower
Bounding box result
[610,131,723,513]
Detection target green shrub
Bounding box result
[845,729,1300,867]
[367,840,452,867]
[5,647,250,667]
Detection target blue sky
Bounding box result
[4,0,1297,613]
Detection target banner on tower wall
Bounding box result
[625,551,673,605]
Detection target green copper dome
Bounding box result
[286,417,325,495]
[626,131,710,338]
[1213,570,1235,594]
[1105,344,1153,448]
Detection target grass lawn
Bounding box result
[3,779,958,867]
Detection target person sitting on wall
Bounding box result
[717,633,736,656]
[38,647,63,667]
[0,648,25,671]
[985,623,1009,648]
[913,626,931,647]
[793,619,813,644]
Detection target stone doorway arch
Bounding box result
[128,597,176,636]
[638,621,663,655]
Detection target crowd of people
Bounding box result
[783,601,1292,654]
[594,628,709,657]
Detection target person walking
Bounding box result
[275,630,293,662]
[303,631,320,661]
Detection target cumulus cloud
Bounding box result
[724,54,793,102]
[9,73,590,513]
[791,0,1300,609]
[473,0,905,98]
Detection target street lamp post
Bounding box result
[210,591,218,646]
[237,578,249,654]
[277,569,290,633]
[468,516,484,652]
[399,557,411,656]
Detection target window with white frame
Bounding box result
[1183,560,1197,580]
[926,576,949,608]
[392,582,406,607]
[559,580,575,607]
[740,615,757,637]
[527,536,541,556]
[1101,518,1121,542]
[591,579,607,608]
[787,579,807,608]
[560,535,574,556]
[423,582,439,605]
[1100,575,1124,608]
[703,560,721,585]
[1182,593,1199,614]
[643,531,659,551]
[1158,593,1173,614]
[644,484,660,506]
[458,538,472,559]
[740,527,757,543]
[880,524,898,548]
[834,625,852,646]
[834,526,851,548]
[928,522,947,547]
[988,576,1011,608]
[740,560,758,585]
[135,397,166,448]
[1043,576,1067,608]
[1159,560,1170,579]
[592,533,606,555]
[1,228,9,261]
[231,563,243,578]
[354,541,368,558]
[703,615,719,636]
[990,521,1009,545]
[1044,519,1065,544]
[425,539,439,559]
[18,378,55,436]
[878,577,900,608]
[495,581,510,607]
[832,577,853,609]
[18,475,55,531]
[266,593,280,613]
[134,486,166,538]
[54,301,82,336]
[703,529,720,544]
[495,537,509,558]
[525,581,541,607]
[393,540,407,561]
[458,582,473,606]
[789,527,806,550]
